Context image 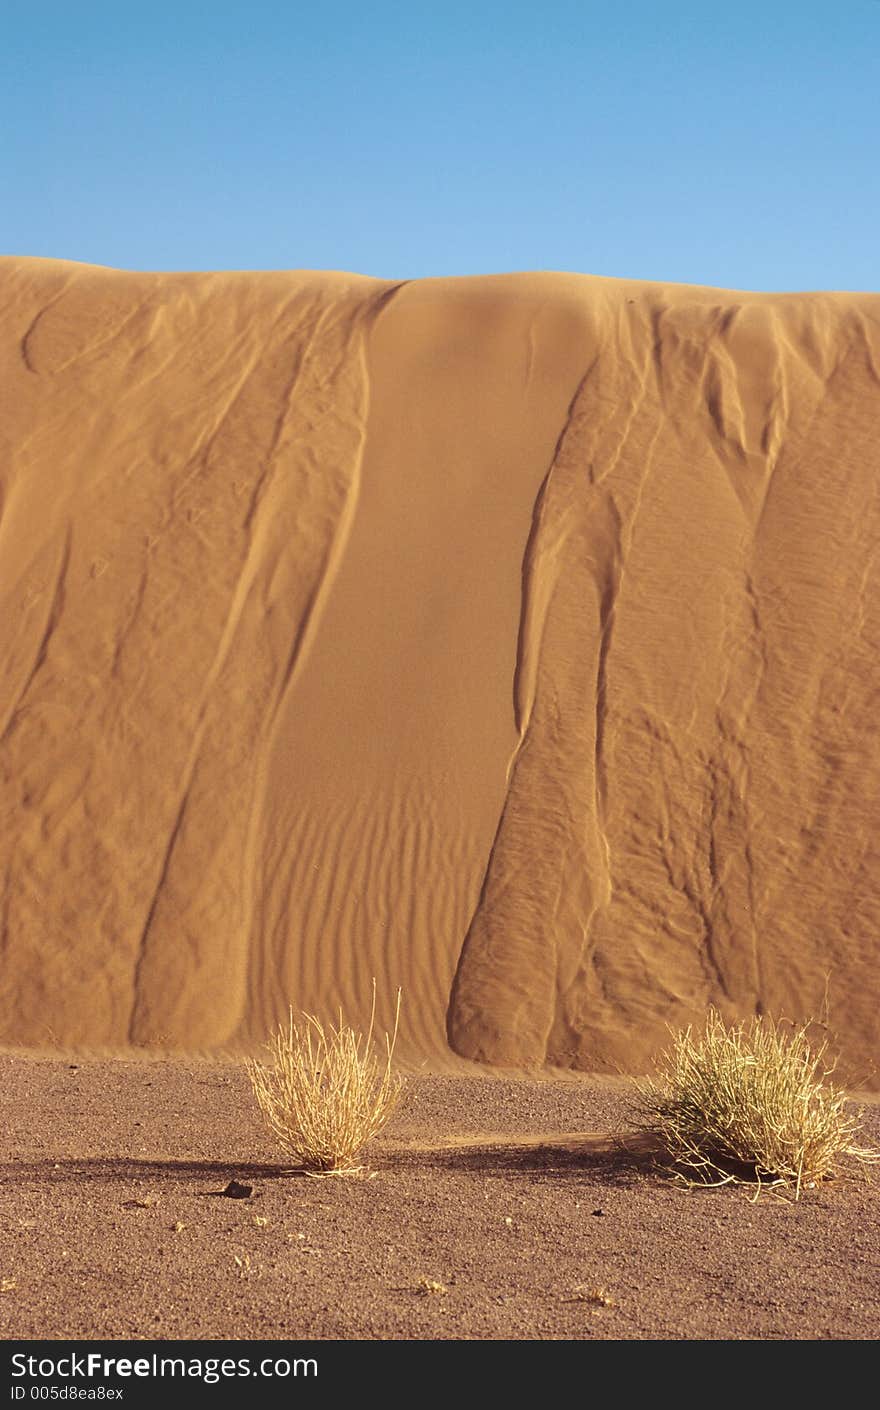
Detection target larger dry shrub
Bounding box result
[247,987,404,1175]
[631,1008,877,1198]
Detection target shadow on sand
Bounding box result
[0,1134,662,1191]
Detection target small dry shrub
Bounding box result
[631,1008,877,1199]
[247,986,404,1175]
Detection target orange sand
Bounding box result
[1,259,878,1079]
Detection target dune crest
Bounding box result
[1,260,878,1079]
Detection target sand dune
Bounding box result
[1,258,878,1079]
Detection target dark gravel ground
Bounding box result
[0,1055,877,1341]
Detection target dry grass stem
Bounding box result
[564,1285,617,1307]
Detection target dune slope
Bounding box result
[1,259,878,1078]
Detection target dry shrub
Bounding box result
[247,986,404,1175]
[632,1008,877,1199]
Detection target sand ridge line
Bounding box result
[380,1129,648,1157]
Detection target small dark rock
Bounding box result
[591,1209,605,1217]
[222,1180,254,1199]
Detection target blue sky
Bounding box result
[3,1,878,289]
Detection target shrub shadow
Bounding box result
[0,1135,664,1193]
[381,1133,660,1188]
[0,1157,303,1190]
